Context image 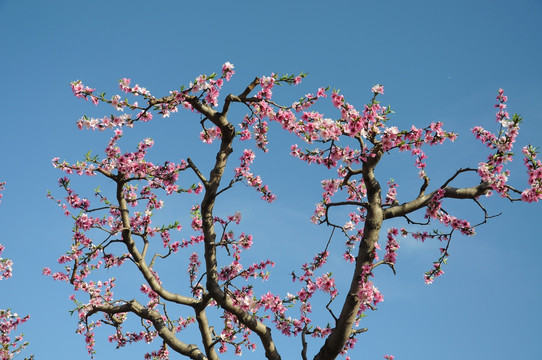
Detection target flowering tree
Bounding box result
[0,183,31,360]
[47,63,542,360]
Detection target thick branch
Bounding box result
[315,150,384,360]
[383,182,491,220]
[198,102,281,359]
[194,302,218,360]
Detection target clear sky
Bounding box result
[1,1,541,359]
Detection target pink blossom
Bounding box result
[200,126,222,144]
[371,84,384,94]
[316,87,327,98]
[383,228,400,264]
[222,62,235,81]
[119,78,131,92]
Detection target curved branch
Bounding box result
[440,168,478,189]
[88,301,207,360]
[221,77,260,115]
[115,177,199,307]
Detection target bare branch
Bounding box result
[439,168,478,189]
[187,158,208,186]
[402,214,430,226]
[372,260,396,275]
[326,200,369,209]
[194,303,219,360]
[419,175,430,197]
[326,297,338,322]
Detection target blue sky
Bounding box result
[1,0,541,359]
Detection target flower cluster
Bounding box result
[383,228,400,264]
[0,182,4,204]
[0,183,31,360]
[71,80,99,104]
[357,266,384,314]
[214,213,275,285]
[73,62,238,131]
[0,309,30,360]
[384,179,398,205]
[425,189,474,236]
[234,149,276,202]
[0,244,12,281]
[423,252,447,284]
[291,86,457,179]
[472,89,521,197]
[199,126,222,144]
[521,145,542,202]
[276,251,343,338]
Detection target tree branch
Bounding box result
[115,176,199,307]
[383,182,491,220]
[88,301,207,360]
[194,302,218,360]
[197,91,282,359]
[315,150,384,360]
[187,158,208,186]
[221,77,260,115]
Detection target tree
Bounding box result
[46,63,542,360]
[0,182,31,360]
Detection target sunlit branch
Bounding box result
[419,175,430,197]
[194,304,218,360]
[221,77,260,115]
